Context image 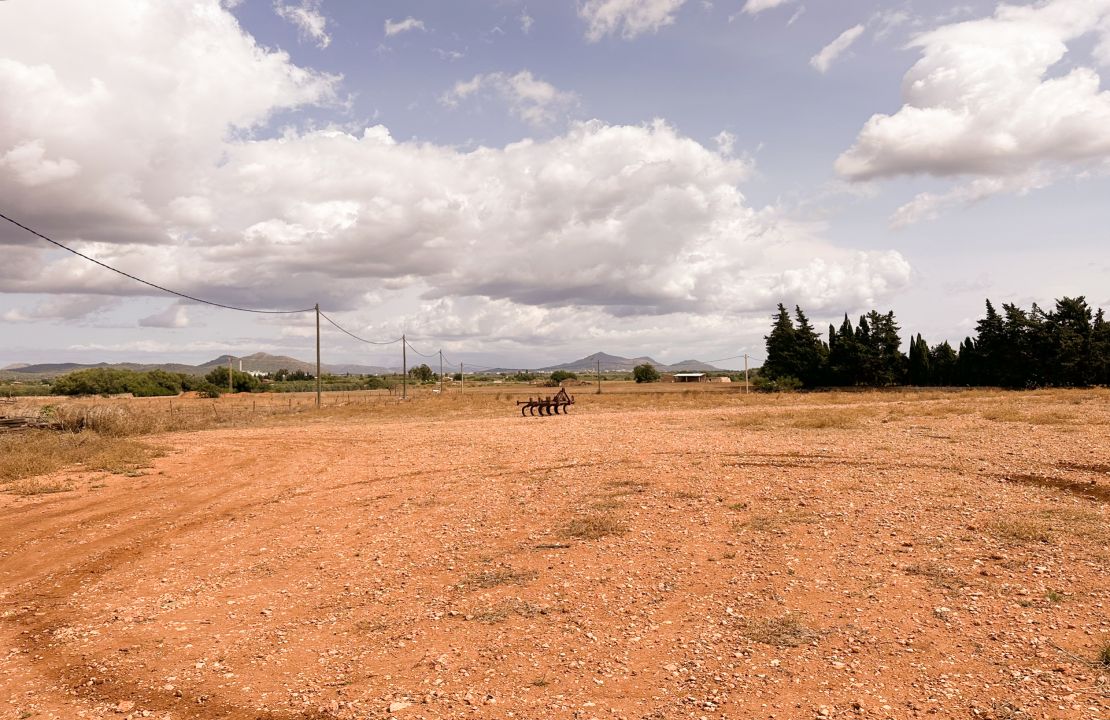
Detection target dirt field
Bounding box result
[2,388,1108,720]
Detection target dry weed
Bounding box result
[0,431,160,485]
[740,614,821,647]
[461,567,538,589]
[564,513,627,540]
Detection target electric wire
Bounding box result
[404,338,439,359]
[1,211,315,314]
[318,310,402,345]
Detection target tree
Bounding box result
[929,341,958,386]
[792,306,827,386]
[409,364,435,383]
[762,304,798,382]
[204,367,261,393]
[550,370,577,385]
[908,334,931,386]
[633,363,660,383]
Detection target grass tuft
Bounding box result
[564,513,627,540]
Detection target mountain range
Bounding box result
[2,351,733,379]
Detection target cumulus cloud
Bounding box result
[0,0,911,346]
[579,0,687,41]
[384,17,426,37]
[273,0,330,48]
[810,23,865,73]
[139,302,190,328]
[742,0,793,16]
[2,294,116,323]
[837,0,1110,223]
[441,70,578,126]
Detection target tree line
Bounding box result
[762,296,1110,389]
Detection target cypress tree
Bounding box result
[908,334,931,386]
[929,341,958,386]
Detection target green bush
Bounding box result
[751,374,802,393]
[633,363,660,383]
[204,367,262,393]
[550,370,577,385]
[52,368,188,397]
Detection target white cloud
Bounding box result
[520,9,535,34]
[837,0,1110,222]
[384,17,426,37]
[139,302,191,328]
[3,295,115,323]
[441,70,578,126]
[273,0,330,48]
[810,24,865,73]
[0,0,911,343]
[579,0,687,41]
[742,0,793,16]
[1,140,80,186]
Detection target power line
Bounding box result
[404,338,439,359]
[0,211,314,314]
[318,310,402,345]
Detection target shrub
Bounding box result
[550,370,577,385]
[751,374,802,393]
[204,367,261,393]
[633,363,660,383]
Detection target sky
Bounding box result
[2,0,1109,370]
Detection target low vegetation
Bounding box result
[0,430,160,489]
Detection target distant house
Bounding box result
[673,372,707,383]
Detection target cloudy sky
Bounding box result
[2,0,1109,370]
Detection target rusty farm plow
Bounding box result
[516,387,575,417]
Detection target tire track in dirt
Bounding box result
[0,432,360,719]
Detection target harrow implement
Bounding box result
[516,387,575,417]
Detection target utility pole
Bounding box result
[460,362,464,394]
[596,358,602,395]
[402,334,407,400]
[315,303,321,407]
[228,354,233,395]
[744,354,750,395]
[438,350,444,396]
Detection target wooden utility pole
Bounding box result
[228,355,233,395]
[402,334,407,400]
[744,354,750,394]
[439,350,444,396]
[596,359,602,395]
[315,304,321,407]
[460,362,464,394]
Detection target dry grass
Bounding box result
[564,513,627,540]
[469,598,546,624]
[1098,644,1110,668]
[461,567,538,589]
[0,431,161,487]
[986,516,1054,544]
[739,614,821,647]
[981,406,1077,425]
[728,407,876,430]
[741,509,819,533]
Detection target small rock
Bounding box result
[388,700,412,713]
[115,701,135,713]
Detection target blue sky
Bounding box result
[1,0,1108,370]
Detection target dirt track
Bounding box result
[2,391,1109,720]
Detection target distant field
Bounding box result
[2,387,1108,719]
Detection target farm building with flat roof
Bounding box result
[672,372,707,383]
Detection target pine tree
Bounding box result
[929,341,958,386]
[793,305,827,387]
[762,303,798,381]
[975,300,1005,385]
[1091,309,1110,385]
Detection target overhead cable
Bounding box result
[319,310,402,345]
[0,211,315,314]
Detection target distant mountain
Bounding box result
[534,352,729,374]
[5,352,397,378]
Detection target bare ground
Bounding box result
[1,390,1108,720]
